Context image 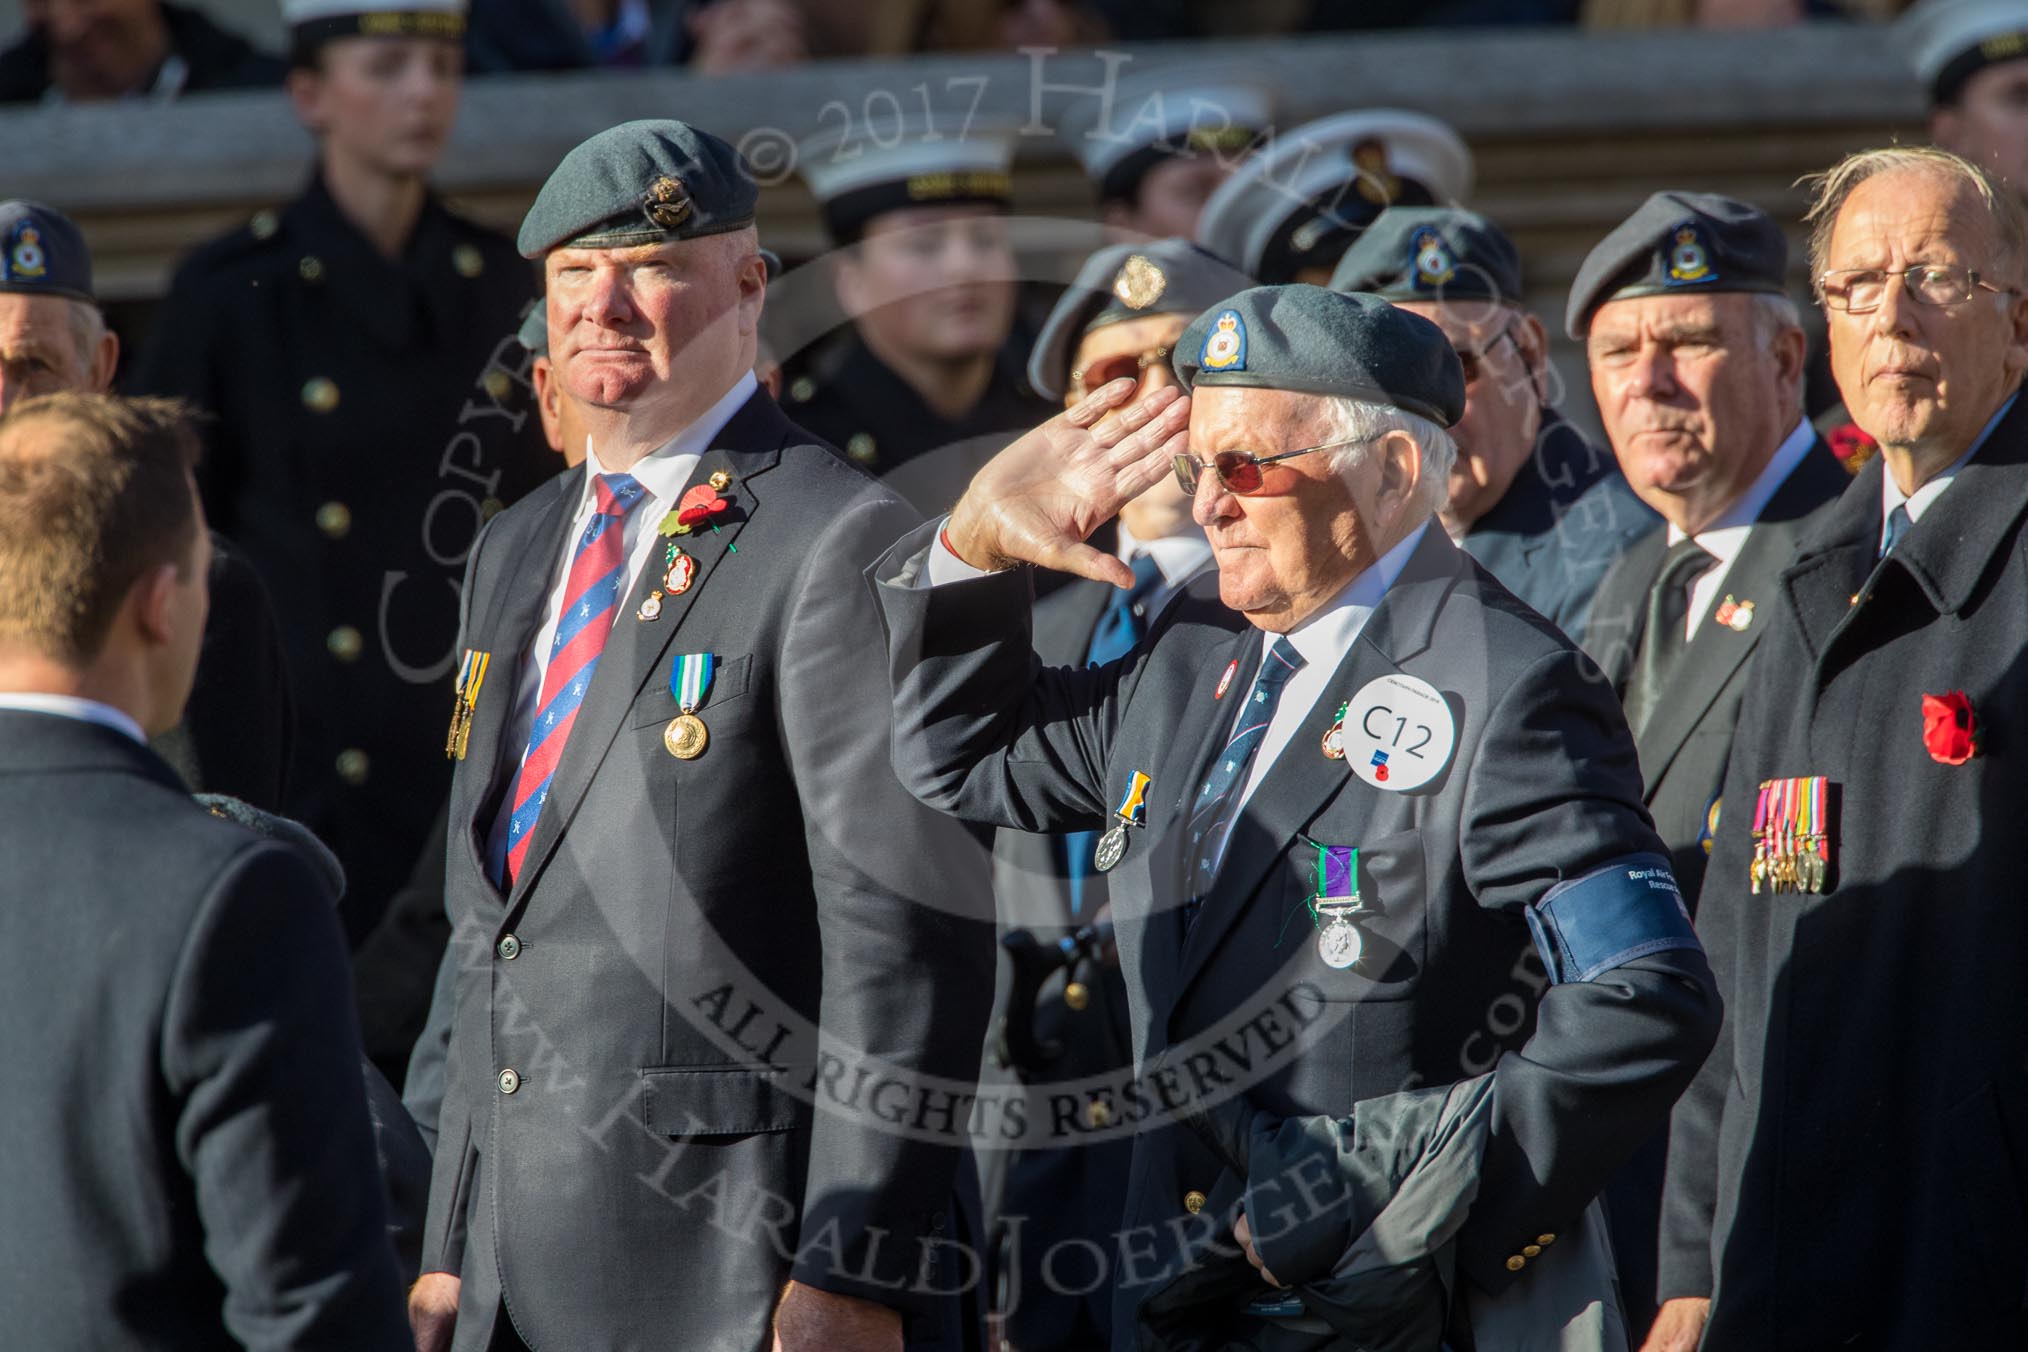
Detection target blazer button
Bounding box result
[497,933,521,960]
[498,1068,520,1094]
[315,501,351,539]
[1183,1190,1207,1215]
[335,749,369,786]
[1064,981,1090,1011]
[1523,1244,1542,1258]
[327,626,363,662]
[1537,1233,1556,1246]
[1505,1254,1526,1272]
[1086,1099,1113,1128]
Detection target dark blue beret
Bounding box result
[1566,190,1787,339]
[0,201,92,303]
[519,119,758,259]
[1028,238,1254,401]
[1329,206,1522,305]
[1173,284,1465,427]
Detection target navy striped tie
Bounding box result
[1181,637,1305,932]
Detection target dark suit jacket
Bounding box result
[1582,440,1848,907]
[0,711,408,1349]
[421,391,995,1352]
[1660,398,2028,1349]
[1459,413,1657,638]
[874,521,1720,1349]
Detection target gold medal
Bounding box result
[663,712,708,760]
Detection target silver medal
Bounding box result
[1094,824,1128,872]
[1317,917,1363,970]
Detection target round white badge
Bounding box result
[1342,674,1457,793]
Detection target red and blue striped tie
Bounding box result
[491,472,647,886]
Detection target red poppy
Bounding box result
[1921,691,1978,765]
[676,483,730,527]
[1827,422,1879,469]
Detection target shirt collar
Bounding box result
[1276,519,1431,669]
[1666,415,1815,567]
[1117,520,1212,588]
[1881,390,2017,532]
[578,371,758,507]
[0,692,146,745]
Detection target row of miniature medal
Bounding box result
[1750,775,1830,894]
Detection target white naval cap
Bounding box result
[1192,108,1473,286]
[797,112,1018,244]
[1901,0,2028,103]
[1057,61,1275,203]
[281,0,466,59]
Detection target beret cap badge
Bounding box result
[1200,310,1247,372]
[643,175,693,232]
[1667,221,1715,285]
[1113,254,1167,310]
[1410,227,1455,290]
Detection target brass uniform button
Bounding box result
[335,749,370,786]
[1086,1099,1112,1128]
[481,496,506,520]
[302,377,340,414]
[708,469,732,491]
[1850,593,1862,607]
[1505,1254,1526,1272]
[1063,981,1090,1011]
[1522,1244,1541,1258]
[298,255,325,283]
[1183,1190,1207,1215]
[846,432,877,464]
[250,209,279,240]
[497,933,521,960]
[498,1067,520,1094]
[326,626,363,662]
[453,243,485,278]
[1537,1233,1556,1246]
[315,501,351,539]
[789,375,816,403]
[482,369,512,401]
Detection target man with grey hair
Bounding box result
[1651,146,2028,1351]
[874,284,1720,1348]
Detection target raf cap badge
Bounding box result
[1113,253,1168,310]
[1410,226,1455,291]
[1200,309,1247,372]
[1667,221,1716,285]
[643,175,693,232]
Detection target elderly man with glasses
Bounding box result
[1330,208,1655,638]
[872,283,1721,1350]
[1650,147,2028,1352]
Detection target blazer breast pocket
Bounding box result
[627,653,756,731]
[1285,826,1428,1001]
[641,1061,813,1138]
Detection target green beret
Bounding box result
[1173,284,1465,427]
[519,119,758,259]
[1028,238,1254,401]
[0,200,93,303]
[1566,190,1787,339]
[1329,206,1522,305]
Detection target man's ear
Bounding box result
[531,355,564,456]
[2004,289,2028,385]
[1375,429,1422,523]
[87,326,118,394]
[130,561,180,647]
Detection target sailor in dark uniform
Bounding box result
[126,0,549,944]
[1330,206,1656,636]
[784,113,1053,516]
[1193,109,1473,287]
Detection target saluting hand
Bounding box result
[943,380,1192,589]
[772,1279,902,1352]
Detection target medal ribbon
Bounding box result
[1114,771,1152,825]
[1315,844,1358,901]
[457,648,489,702]
[671,652,715,714]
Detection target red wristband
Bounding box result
[939,523,967,566]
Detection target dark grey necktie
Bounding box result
[1624,536,1715,736]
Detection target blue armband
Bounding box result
[1525,854,1700,984]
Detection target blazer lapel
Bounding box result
[1169,529,1458,1009]
[1587,527,1664,690]
[504,394,789,912]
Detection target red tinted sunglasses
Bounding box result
[1171,436,1375,496]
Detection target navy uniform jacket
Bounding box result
[1458,413,1656,639]
[785,331,1056,518]
[0,2,282,101]
[874,521,1720,1348]
[1582,440,1848,908]
[1660,397,2028,1349]
[0,711,408,1349]
[128,176,549,943]
[422,392,994,1352]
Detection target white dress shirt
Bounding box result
[1666,417,1813,641]
[0,693,145,745]
[1879,391,2017,554]
[495,371,757,777]
[1115,520,1214,617]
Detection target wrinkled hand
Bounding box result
[1233,1211,1286,1289]
[944,380,1191,588]
[772,1280,901,1352]
[1638,1296,1711,1352]
[688,0,808,73]
[408,1272,460,1352]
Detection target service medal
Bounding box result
[1095,770,1153,872]
[1311,846,1364,969]
[1317,914,1363,970]
[1093,825,1128,873]
[663,713,709,760]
